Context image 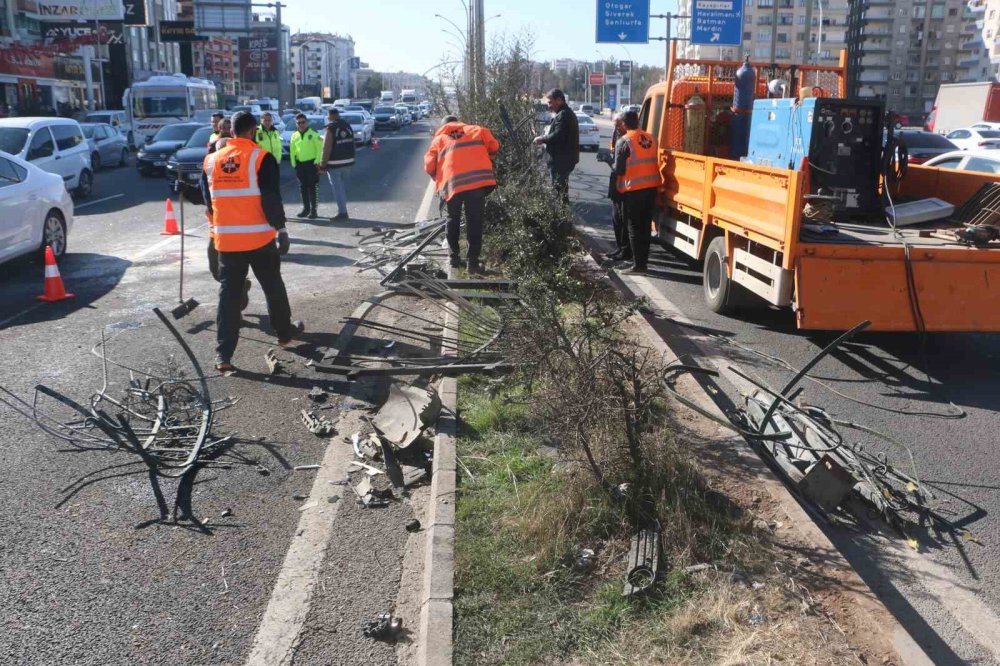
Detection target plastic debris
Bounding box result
[300,409,335,437]
[294,464,322,471]
[372,383,441,449]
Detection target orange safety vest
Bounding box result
[616,129,660,194]
[424,122,499,202]
[203,137,276,252]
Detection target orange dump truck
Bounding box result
[638,45,1000,332]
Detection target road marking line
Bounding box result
[75,193,125,210]
[244,440,353,666]
[416,177,437,222]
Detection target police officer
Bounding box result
[289,113,322,219]
[424,115,500,273]
[612,110,659,274]
[319,107,355,220]
[255,111,282,163]
[201,111,303,372]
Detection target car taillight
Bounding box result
[908,156,927,165]
[979,141,993,146]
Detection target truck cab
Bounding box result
[640,44,1000,332]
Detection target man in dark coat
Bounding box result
[533,88,579,204]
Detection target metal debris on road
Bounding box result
[353,476,391,508]
[264,348,284,375]
[300,409,335,437]
[361,612,403,640]
[307,386,328,402]
[405,518,421,532]
[373,383,441,449]
[293,464,322,471]
[623,527,661,597]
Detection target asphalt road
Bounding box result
[572,117,1000,665]
[0,119,435,665]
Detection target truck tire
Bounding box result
[703,236,737,314]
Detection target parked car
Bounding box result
[345,104,367,114]
[406,104,422,120]
[373,106,401,130]
[575,112,602,150]
[944,127,1000,151]
[419,101,432,118]
[971,122,1000,131]
[924,150,1000,173]
[165,125,213,193]
[341,113,372,145]
[622,104,642,115]
[136,122,203,176]
[0,150,74,263]
[280,115,326,160]
[394,104,412,125]
[82,110,133,148]
[896,130,957,165]
[80,123,129,170]
[231,104,263,120]
[0,117,93,198]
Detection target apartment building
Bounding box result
[291,33,355,99]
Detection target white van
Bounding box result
[0,117,93,198]
[380,90,395,104]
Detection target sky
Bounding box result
[282,0,681,75]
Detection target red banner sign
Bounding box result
[589,72,605,85]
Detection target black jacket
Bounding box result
[542,103,579,171]
[321,119,356,168]
[201,150,286,232]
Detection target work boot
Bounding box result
[277,320,305,347]
[333,212,349,221]
[297,208,310,218]
[450,255,462,268]
[467,260,483,275]
[240,279,251,312]
[308,210,318,219]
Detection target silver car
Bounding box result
[80,123,129,170]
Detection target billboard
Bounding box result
[239,34,277,83]
[43,21,124,45]
[194,0,252,36]
[157,20,206,42]
[122,0,147,26]
[19,0,124,21]
[589,72,605,85]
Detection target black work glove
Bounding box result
[277,229,290,255]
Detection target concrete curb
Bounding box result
[416,278,459,666]
[574,224,932,665]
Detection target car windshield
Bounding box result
[133,94,188,118]
[154,124,199,142]
[342,114,364,125]
[375,107,395,114]
[346,105,364,111]
[81,125,97,138]
[901,132,956,148]
[979,130,1000,138]
[0,127,29,154]
[186,127,214,147]
[281,114,296,126]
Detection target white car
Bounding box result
[944,127,1000,151]
[971,122,1000,131]
[576,112,602,150]
[924,150,1000,174]
[0,118,93,198]
[579,103,598,116]
[394,104,412,125]
[0,150,74,264]
[340,113,372,145]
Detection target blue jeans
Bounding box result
[326,167,349,215]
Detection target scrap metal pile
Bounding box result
[0,308,236,516]
[664,321,961,538]
[354,218,452,284]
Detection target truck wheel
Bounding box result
[703,236,737,314]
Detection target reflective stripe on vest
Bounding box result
[616,130,660,193]
[438,138,486,160]
[429,124,497,201]
[208,140,275,252]
[440,168,496,200]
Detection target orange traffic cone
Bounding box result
[371,136,380,151]
[161,198,180,235]
[37,245,74,303]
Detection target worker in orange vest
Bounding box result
[424,115,500,273]
[201,111,303,372]
[612,110,660,274]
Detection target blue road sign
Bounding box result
[691,0,743,46]
[607,86,618,111]
[350,56,360,70]
[595,0,650,44]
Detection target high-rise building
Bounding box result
[291,33,355,100]
[970,0,1000,80]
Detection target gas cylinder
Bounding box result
[731,54,756,159]
[684,88,706,154]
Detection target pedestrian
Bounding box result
[318,107,355,221]
[533,88,579,205]
[424,115,500,274]
[209,118,232,153]
[289,113,322,219]
[208,111,224,145]
[606,112,631,263]
[255,112,282,163]
[201,111,303,372]
[611,110,660,274]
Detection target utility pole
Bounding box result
[274,2,286,109]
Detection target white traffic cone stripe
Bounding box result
[44,264,60,278]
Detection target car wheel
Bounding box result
[74,169,93,199]
[119,148,129,166]
[40,210,67,259]
[92,152,101,170]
